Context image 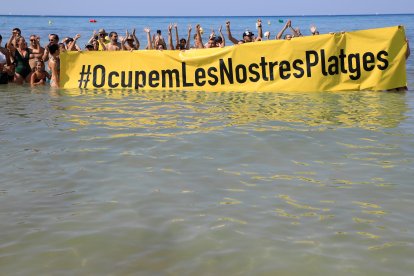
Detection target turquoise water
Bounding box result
[1,15,414,275]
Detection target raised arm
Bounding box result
[67,34,81,51]
[7,31,17,52]
[167,24,174,50]
[276,20,290,40]
[144,28,152,50]
[132,28,140,50]
[226,21,240,45]
[310,25,319,35]
[218,25,225,47]
[88,30,97,44]
[121,30,128,50]
[174,23,179,49]
[195,24,204,49]
[256,19,263,41]
[42,45,49,62]
[290,22,302,37]
[186,25,192,50]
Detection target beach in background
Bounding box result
[1,14,414,275]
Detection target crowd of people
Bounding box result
[0,19,409,88]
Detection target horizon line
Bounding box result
[1,13,413,17]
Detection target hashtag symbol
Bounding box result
[78,65,91,88]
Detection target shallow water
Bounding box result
[1,14,414,275]
[2,86,414,275]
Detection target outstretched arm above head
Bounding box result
[168,24,174,50]
[132,29,140,50]
[186,25,192,50]
[256,19,263,41]
[144,28,152,50]
[226,21,240,45]
[276,20,290,40]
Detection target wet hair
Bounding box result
[48,43,59,54]
[13,28,21,34]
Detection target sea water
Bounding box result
[1,15,414,275]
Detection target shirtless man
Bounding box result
[226,19,262,45]
[28,35,45,70]
[100,32,122,51]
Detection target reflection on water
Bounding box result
[57,89,408,137]
[1,86,414,275]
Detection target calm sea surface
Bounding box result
[1,15,414,275]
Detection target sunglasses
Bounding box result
[30,39,36,42]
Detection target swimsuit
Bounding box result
[0,73,8,84]
[14,49,32,78]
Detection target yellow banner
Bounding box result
[61,26,407,92]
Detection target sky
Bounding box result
[1,0,413,16]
